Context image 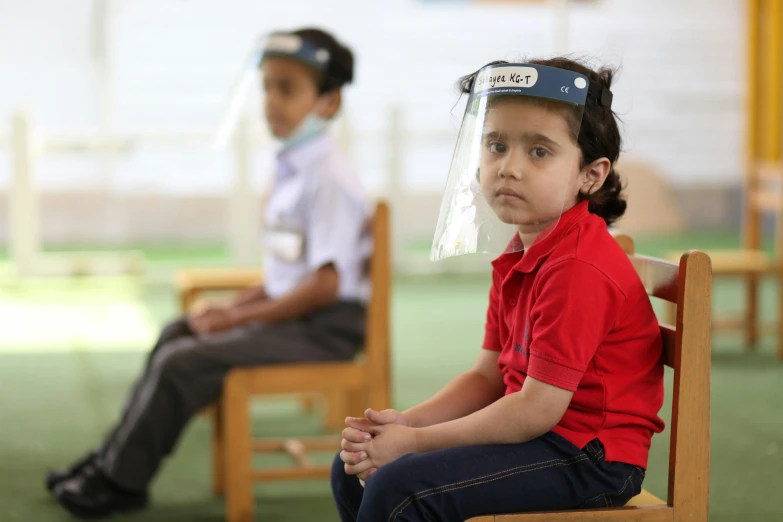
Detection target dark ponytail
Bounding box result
[457,57,627,227]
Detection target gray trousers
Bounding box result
[97,301,366,492]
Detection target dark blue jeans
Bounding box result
[331,432,644,522]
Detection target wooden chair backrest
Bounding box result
[745,160,783,255]
[613,234,712,519]
[364,201,391,375]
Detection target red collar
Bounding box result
[491,201,590,275]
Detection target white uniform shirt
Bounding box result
[263,133,372,303]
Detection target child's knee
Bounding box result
[360,457,419,515]
[153,339,204,385]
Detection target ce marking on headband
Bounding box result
[561,86,570,93]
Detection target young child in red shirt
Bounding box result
[331,57,665,522]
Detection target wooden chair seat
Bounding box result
[196,357,367,418]
[243,360,370,395]
[625,489,666,507]
[176,267,264,290]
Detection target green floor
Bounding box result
[0,235,782,521]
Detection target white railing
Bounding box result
[2,109,273,276]
[1,106,486,277]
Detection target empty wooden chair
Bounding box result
[667,161,782,359]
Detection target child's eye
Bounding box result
[489,142,507,154]
[530,147,550,159]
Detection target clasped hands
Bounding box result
[188,305,241,336]
[339,408,418,487]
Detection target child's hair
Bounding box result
[271,28,355,95]
[458,57,626,227]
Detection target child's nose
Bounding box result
[498,148,525,180]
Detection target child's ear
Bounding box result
[579,157,612,196]
[316,90,342,120]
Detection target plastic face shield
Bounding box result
[430,63,590,262]
[212,33,331,149]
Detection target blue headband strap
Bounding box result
[260,33,330,70]
[470,63,591,106]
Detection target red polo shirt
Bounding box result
[482,201,664,469]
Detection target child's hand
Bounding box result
[362,408,409,427]
[341,408,410,484]
[188,307,239,335]
[340,423,418,476]
[343,408,409,435]
[231,285,267,306]
[342,426,378,483]
[358,467,377,488]
[341,426,378,485]
[341,425,372,477]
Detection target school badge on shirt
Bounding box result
[264,226,304,263]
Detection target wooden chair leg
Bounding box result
[212,402,224,497]
[778,273,783,360]
[300,394,318,414]
[325,390,350,432]
[223,370,254,522]
[747,274,760,350]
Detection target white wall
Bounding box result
[0,0,745,200]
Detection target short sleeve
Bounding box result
[482,269,503,351]
[527,260,625,391]
[306,177,366,273]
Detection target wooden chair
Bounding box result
[467,235,712,522]
[177,266,330,418]
[176,202,391,522]
[666,161,783,359]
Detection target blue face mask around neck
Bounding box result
[281,112,329,149]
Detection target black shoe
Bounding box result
[54,467,148,519]
[45,451,99,493]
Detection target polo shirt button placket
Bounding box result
[509,297,517,307]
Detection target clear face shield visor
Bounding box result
[212,33,331,149]
[431,63,593,262]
